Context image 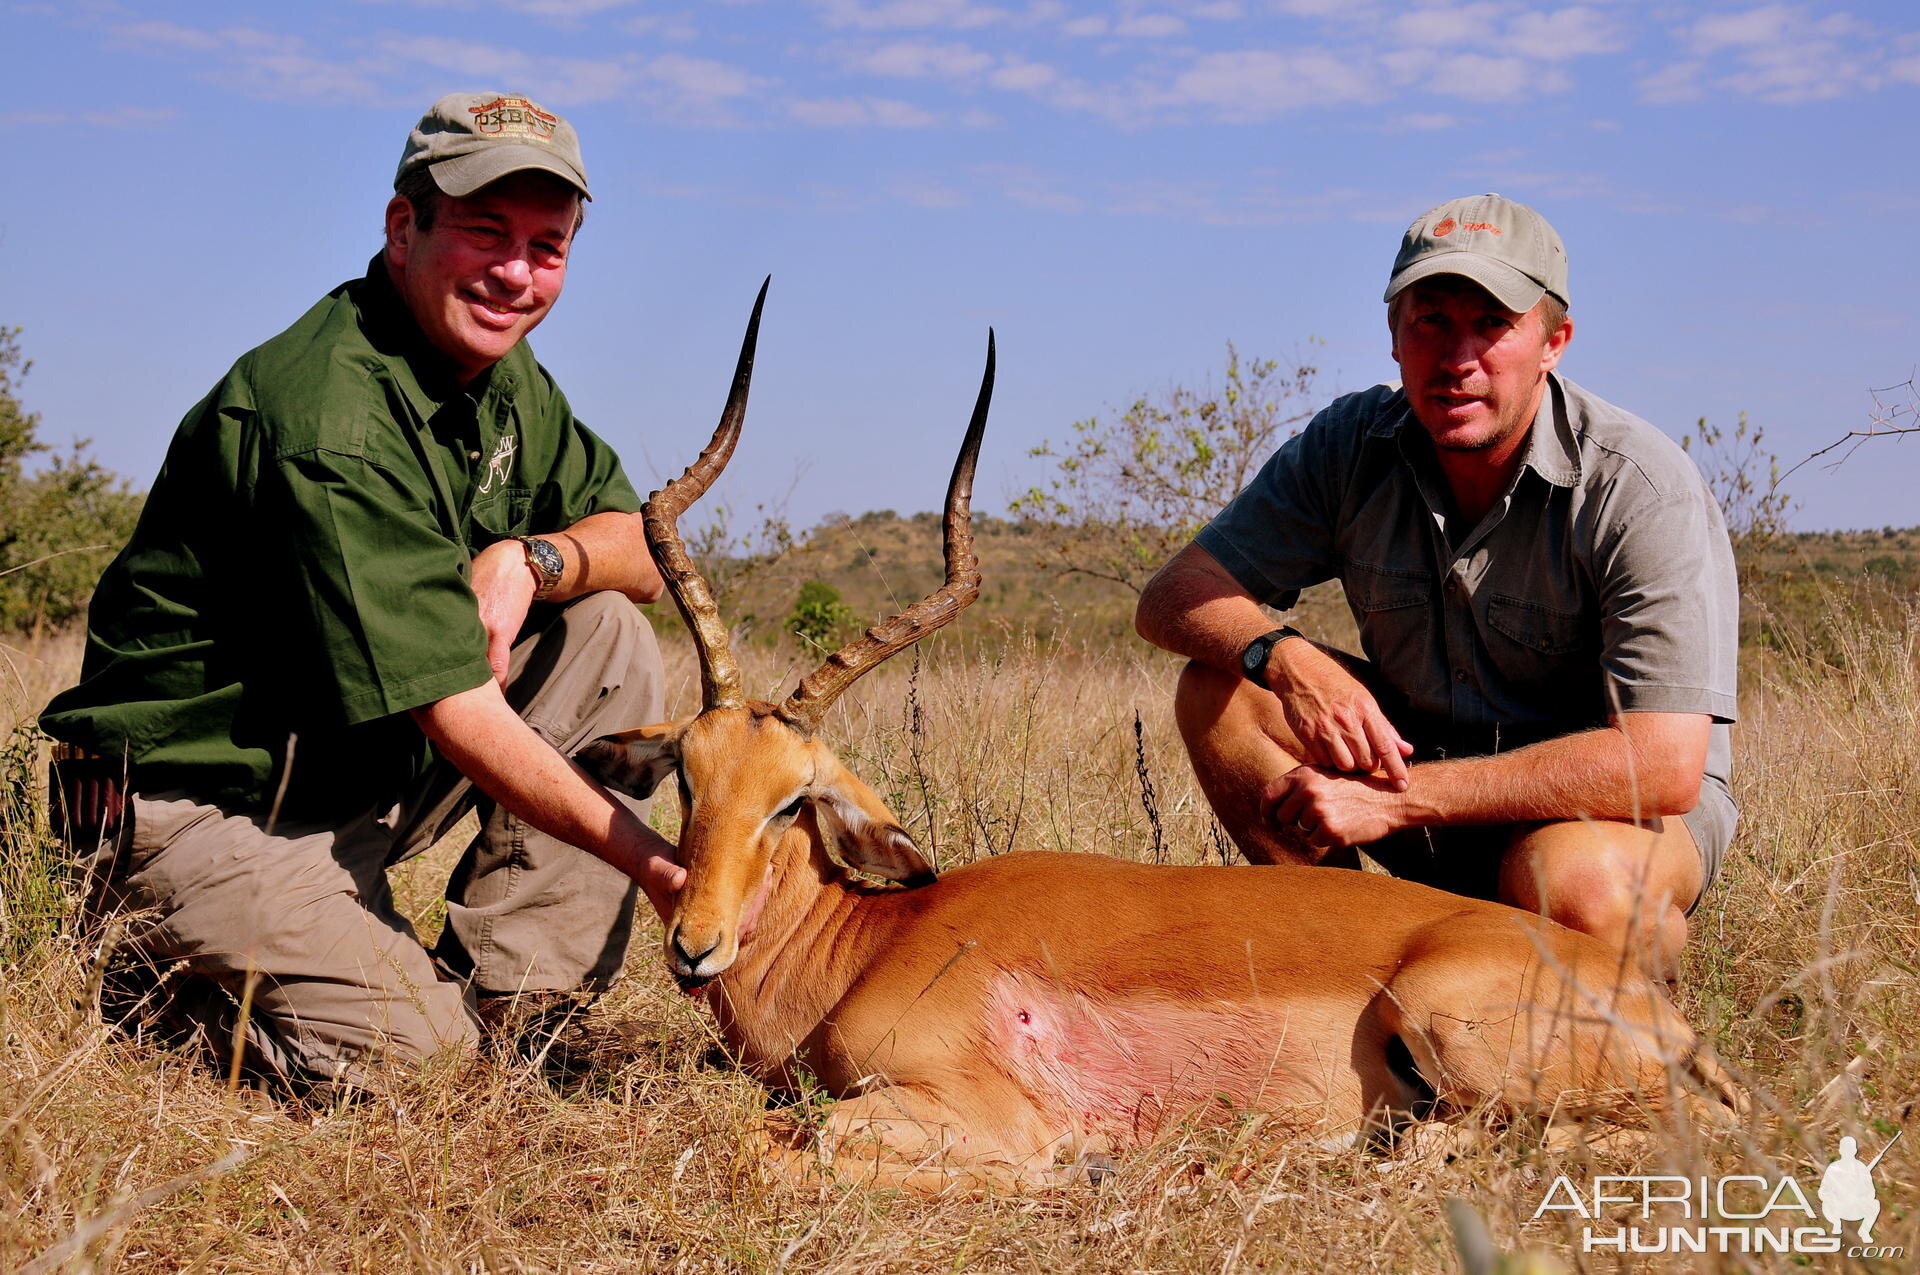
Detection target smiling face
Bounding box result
[384,170,580,384]
[1389,275,1573,463]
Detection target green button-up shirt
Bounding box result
[42,256,642,817]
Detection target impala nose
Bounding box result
[669,928,721,974]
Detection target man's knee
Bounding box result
[1500,821,1695,946]
[560,590,655,657]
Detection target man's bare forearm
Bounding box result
[1136,542,1279,672]
[410,681,682,917]
[545,510,662,604]
[1401,713,1709,826]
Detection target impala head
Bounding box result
[577,279,993,988]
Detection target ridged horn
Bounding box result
[644,277,768,711]
[778,330,994,734]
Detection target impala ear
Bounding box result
[575,723,685,800]
[811,754,936,887]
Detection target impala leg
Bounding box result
[765,1085,1072,1195]
[1374,932,1699,1128]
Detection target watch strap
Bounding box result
[1240,626,1304,691]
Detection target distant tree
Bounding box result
[1010,342,1321,594]
[0,327,143,634]
[1681,411,1795,587]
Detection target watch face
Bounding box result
[523,537,563,597]
[529,539,563,577]
[1243,636,1272,682]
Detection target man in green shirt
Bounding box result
[42,93,682,1094]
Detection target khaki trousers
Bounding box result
[84,592,664,1091]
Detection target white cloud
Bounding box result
[975,163,1085,211]
[812,0,1011,30]
[1637,59,1703,103]
[1679,5,1879,104]
[888,176,970,206]
[1164,48,1379,119]
[1502,7,1625,61]
[397,36,639,103]
[642,52,765,102]
[787,94,942,125]
[1114,12,1189,38]
[1061,15,1109,36]
[840,39,996,78]
[1,105,178,128]
[622,13,701,40]
[1391,2,1504,49]
[1425,52,1569,101]
[1690,4,1796,54]
[1270,0,1370,17]
[491,0,644,16]
[989,57,1061,90]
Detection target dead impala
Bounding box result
[578,284,1740,1191]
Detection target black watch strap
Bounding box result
[1240,626,1304,691]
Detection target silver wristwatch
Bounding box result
[514,535,564,601]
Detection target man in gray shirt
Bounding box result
[1135,194,1738,979]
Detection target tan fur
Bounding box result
[581,704,1741,1193]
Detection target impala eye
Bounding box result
[777,796,805,820]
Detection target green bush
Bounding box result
[788,580,855,651]
[0,326,143,634]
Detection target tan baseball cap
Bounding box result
[1384,193,1566,312]
[396,92,590,200]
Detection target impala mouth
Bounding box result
[673,970,713,996]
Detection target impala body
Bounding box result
[580,286,1736,1189]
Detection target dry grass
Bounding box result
[2,595,1916,1273]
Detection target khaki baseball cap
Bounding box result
[1384,193,1566,312]
[396,92,590,200]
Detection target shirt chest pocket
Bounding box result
[1484,594,1594,695]
[1485,594,1586,654]
[1345,560,1434,674]
[470,486,534,537]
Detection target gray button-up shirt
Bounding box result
[1196,373,1738,798]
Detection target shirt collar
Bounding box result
[1371,373,1581,488]
[1522,373,1581,488]
[354,253,520,420]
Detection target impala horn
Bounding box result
[643,277,768,711]
[778,330,994,734]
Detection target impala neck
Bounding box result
[707,812,888,1076]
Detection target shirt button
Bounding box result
[1454,668,1468,682]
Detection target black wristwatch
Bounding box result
[1240,626,1304,691]
[514,535,565,601]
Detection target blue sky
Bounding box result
[6,0,1917,533]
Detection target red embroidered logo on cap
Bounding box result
[468,97,557,141]
[1432,218,1457,237]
